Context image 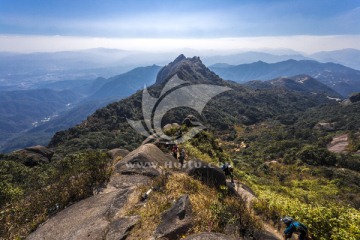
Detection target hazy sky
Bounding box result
[0,0,359,53]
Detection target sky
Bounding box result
[0,0,359,53]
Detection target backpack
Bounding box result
[294,221,308,234]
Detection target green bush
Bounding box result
[297,145,337,166]
[0,150,112,239]
[254,190,360,240]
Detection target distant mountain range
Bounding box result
[0,49,175,89]
[0,66,161,152]
[2,49,360,152]
[87,65,161,101]
[1,48,360,91]
[49,55,338,153]
[0,89,81,149]
[210,59,360,97]
[202,51,311,66]
[309,48,360,71]
[245,75,342,99]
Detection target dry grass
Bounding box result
[126,173,220,239]
[126,173,260,239]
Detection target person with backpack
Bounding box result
[281,216,309,240]
[178,148,186,168]
[172,144,178,160]
[221,162,234,184]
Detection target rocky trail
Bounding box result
[232,181,282,240]
[27,143,285,240]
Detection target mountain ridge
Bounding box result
[210,59,360,97]
[49,55,336,153]
[156,54,223,85]
[0,65,161,153]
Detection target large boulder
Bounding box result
[106,215,140,240]
[27,144,164,240]
[184,232,236,240]
[25,145,54,159]
[115,144,175,178]
[27,188,138,240]
[163,123,180,132]
[107,148,130,160]
[10,145,54,167]
[154,194,193,239]
[182,115,202,127]
[186,159,226,189]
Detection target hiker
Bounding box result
[281,216,309,240]
[172,144,178,160]
[178,148,186,168]
[221,162,234,184]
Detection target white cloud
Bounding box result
[0,34,359,54]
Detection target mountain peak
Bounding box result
[174,54,186,63]
[156,55,223,85]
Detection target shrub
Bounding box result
[0,150,112,239]
[254,190,360,240]
[297,145,337,166]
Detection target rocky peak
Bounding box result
[156,54,223,85]
[173,53,186,63]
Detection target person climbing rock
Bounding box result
[172,144,178,160]
[281,216,309,240]
[178,148,186,168]
[221,162,234,184]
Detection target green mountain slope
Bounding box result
[0,89,81,148]
[49,56,336,153]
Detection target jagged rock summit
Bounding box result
[156,54,223,85]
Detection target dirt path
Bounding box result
[327,134,348,153]
[232,180,283,240]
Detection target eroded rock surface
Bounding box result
[186,159,226,189]
[27,144,173,240]
[154,194,193,239]
[184,232,237,240]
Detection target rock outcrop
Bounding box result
[156,54,223,85]
[116,143,176,178]
[154,194,193,239]
[184,232,237,240]
[186,159,226,189]
[182,115,202,127]
[163,123,180,131]
[10,145,54,167]
[27,187,140,240]
[106,215,140,240]
[327,134,348,153]
[107,148,130,159]
[27,144,172,240]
